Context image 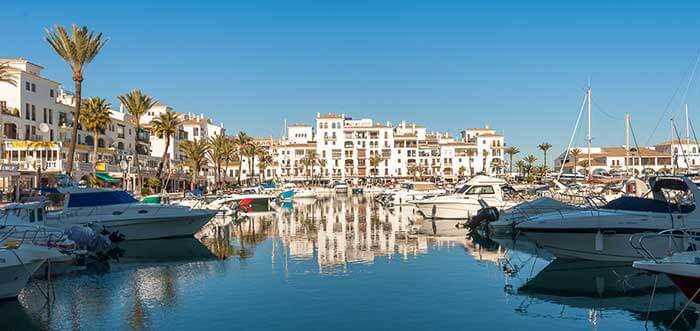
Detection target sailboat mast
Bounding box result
[625,113,630,175]
[686,104,690,144]
[587,87,592,179]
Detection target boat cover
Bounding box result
[602,196,695,214]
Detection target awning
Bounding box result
[95,172,121,183]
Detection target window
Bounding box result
[31,83,36,92]
[466,185,495,195]
[48,109,53,124]
[50,89,54,98]
[43,108,47,123]
[26,82,30,91]
[25,104,30,120]
[31,105,36,121]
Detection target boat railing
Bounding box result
[629,228,700,262]
[0,224,66,249]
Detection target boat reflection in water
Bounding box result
[515,259,699,330]
[5,196,700,330]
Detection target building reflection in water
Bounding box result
[200,194,431,272]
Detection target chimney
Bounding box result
[317,112,320,118]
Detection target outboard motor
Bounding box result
[464,207,499,231]
[458,199,499,231]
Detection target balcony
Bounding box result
[2,107,20,117]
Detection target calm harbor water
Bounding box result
[2,195,699,330]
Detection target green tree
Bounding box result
[117,90,158,193]
[80,97,111,177]
[151,112,181,182]
[504,146,520,175]
[46,24,107,177]
[256,150,274,181]
[180,139,209,191]
[570,148,582,175]
[233,132,252,185]
[207,133,228,189]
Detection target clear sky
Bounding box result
[4,0,700,164]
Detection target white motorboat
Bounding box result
[411,175,517,219]
[487,197,583,236]
[517,176,700,262]
[633,249,700,304]
[44,188,217,241]
[388,182,446,206]
[0,218,69,300]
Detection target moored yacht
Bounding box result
[517,176,700,262]
[44,188,217,240]
[411,175,517,219]
[388,181,446,206]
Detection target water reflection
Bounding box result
[3,196,700,330]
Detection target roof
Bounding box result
[0,58,44,69]
[655,139,700,147]
[288,124,312,127]
[317,113,344,119]
[601,147,669,157]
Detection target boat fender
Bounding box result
[595,231,604,252]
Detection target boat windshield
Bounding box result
[464,185,495,195]
[456,185,471,194]
[67,191,138,208]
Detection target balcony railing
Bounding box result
[1,107,20,117]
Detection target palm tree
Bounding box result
[223,137,239,187]
[369,154,383,183]
[180,139,209,191]
[458,165,466,177]
[524,155,538,176]
[407,163,423,180]
[504,146,520,175]
[466,149,475,176]
[538,142,552,172]
[117,90,158,193]
[233,132,252,185]
[46,24,107,177]
[242,142,264,185]
[256,150,274,182]
[0,63,17,86]
[80,97,111,177]
[515,160,526,177]
[207,133,228,189]
[151,112,181,182]
[318,159,327,183]
[570,148,582,175]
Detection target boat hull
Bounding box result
[520,230,691,262]
[414,201,481,219]
[0,252,44,300]
[98,213,215,240]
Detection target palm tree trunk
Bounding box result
[93,129,99,177]
[134,123,143,193]
[157,135,170,181]
[191,168,197,191]
[66,79,82,177]
[237,148,243,185]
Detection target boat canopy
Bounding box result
[67,190,138,208]
[95,172,121,183]
[602,196,695,214]
[649,177,690,192]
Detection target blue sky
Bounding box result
[4,0,700,163]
